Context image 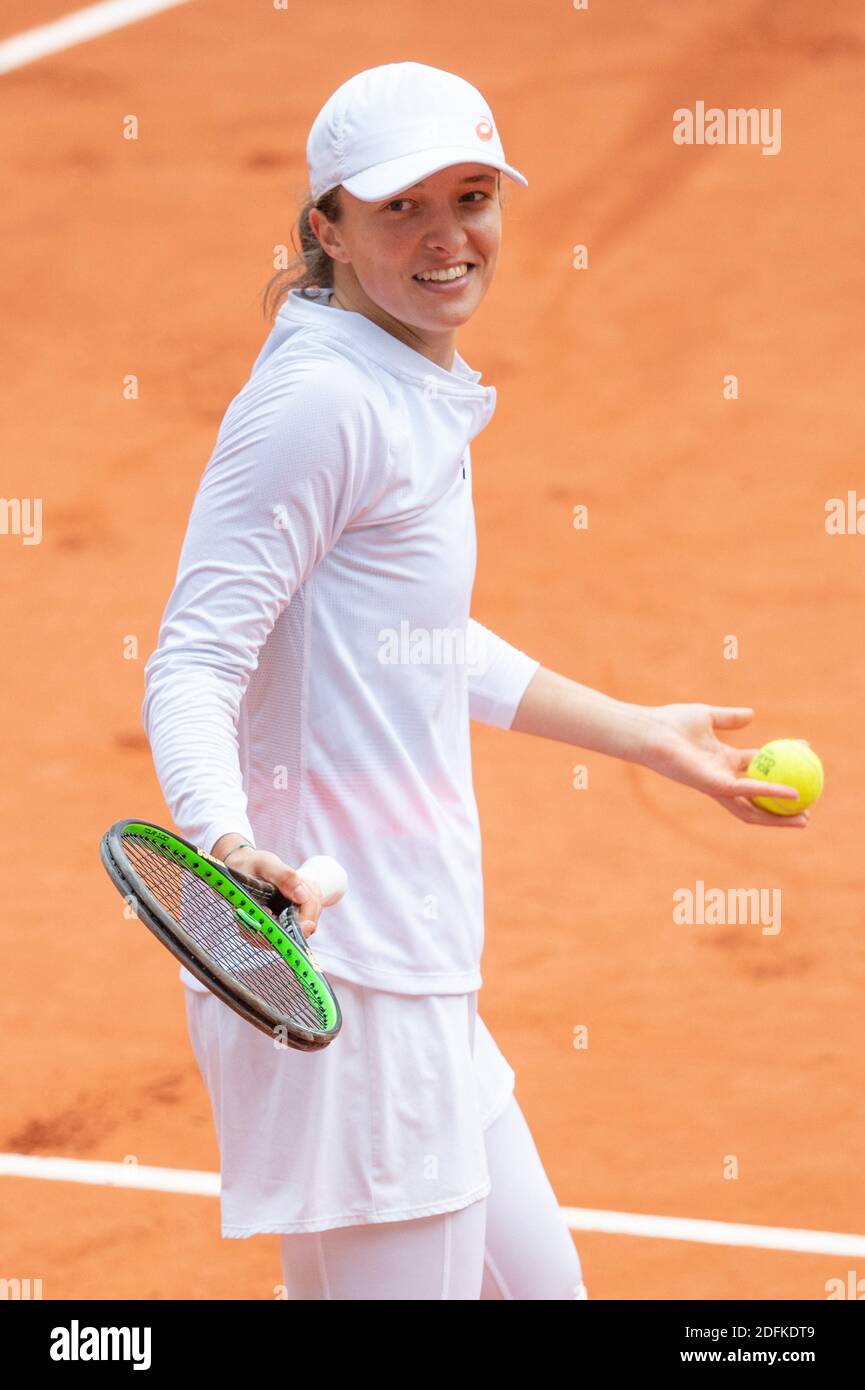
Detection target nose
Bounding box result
[420,205,471,256]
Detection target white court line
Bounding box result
[0,0,194,76]
[561,1207,865,1258]
[2,1152,863,1254]
[0,1152,217,1196]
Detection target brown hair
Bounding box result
[261,186,343,322]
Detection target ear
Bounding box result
[311,209,349,263]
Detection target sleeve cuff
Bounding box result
[196,816,257,858]
[467,620,541,729]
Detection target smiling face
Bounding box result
[309,163,503,369]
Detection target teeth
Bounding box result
[415,264,470,282]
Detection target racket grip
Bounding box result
[296,855,348,907]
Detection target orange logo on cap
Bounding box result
[475,119,493,141]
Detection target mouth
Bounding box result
[412,262,476,292]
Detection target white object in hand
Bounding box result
[296,855,348,907]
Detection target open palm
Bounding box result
[639,704,811,828]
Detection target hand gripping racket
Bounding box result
[99,819,345,1050]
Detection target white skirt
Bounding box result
[183,975,516,1237]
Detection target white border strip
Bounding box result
[0,0,193,76]
[2,1153,863,1253]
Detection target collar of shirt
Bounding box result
[277,287,496,416]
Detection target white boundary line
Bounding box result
[561,1207,865,1258]
[2,1153,863,1254]
[0,0,194,75]
[0,1152,217,1196]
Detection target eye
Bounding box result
[382,189,492,213]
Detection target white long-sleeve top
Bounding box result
[142,286,539,994]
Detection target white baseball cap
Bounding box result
[306,62,528,203]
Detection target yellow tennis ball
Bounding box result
[747,739,824,815]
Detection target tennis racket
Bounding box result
[99,819,346,1050]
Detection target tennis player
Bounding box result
[141,62,810,1301]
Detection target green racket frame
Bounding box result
[99,818,341,1049]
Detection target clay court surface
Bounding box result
[1,0,863,1299]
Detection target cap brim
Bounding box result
[340,147,528,202]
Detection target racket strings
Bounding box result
[124,836,329,1029]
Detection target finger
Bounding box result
[233,849,294,892]
[274,864,315,906]
[300,878,324,922]
[728,778,801,800]
[300,919,317,939]
[732,747,761,772]
[718,796,809,827]
[227,853,328,923]
[717,795,766,823]
[710,707,754,730]
[725,805,760,825]
[279,871,326,930]
[297,883,323,926]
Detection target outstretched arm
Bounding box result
[510,666,811,829]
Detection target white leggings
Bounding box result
[279,1094,588,1300]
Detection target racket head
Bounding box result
[99,819,342,1050]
